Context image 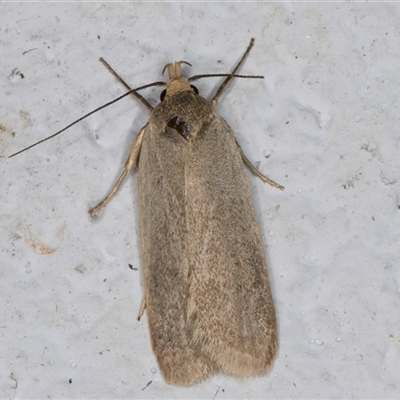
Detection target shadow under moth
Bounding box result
[10,38,284,386]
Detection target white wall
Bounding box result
[1,3,399,398]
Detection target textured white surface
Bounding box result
[1,3,400,399]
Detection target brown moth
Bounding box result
[90,39,283,385]
[10,39,283,386]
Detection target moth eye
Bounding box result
[160,89,166,101]
[191,85,199,95]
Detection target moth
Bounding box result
[10,39,283,386]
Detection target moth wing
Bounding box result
[138,123,216,386]
[186,115,278,377]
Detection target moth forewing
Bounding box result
[138,94,218,385]
[185,116,278,377]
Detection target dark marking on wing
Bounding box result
[167,116,191,140]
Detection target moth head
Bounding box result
[160,61,198,100]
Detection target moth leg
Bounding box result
[212,38,255,107]
[99,58,153,112]
[137,298,146,321]
[237,141,284,190]
[89,126,146,217]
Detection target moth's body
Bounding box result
[83,41,281,386]
[138,71,277,385]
